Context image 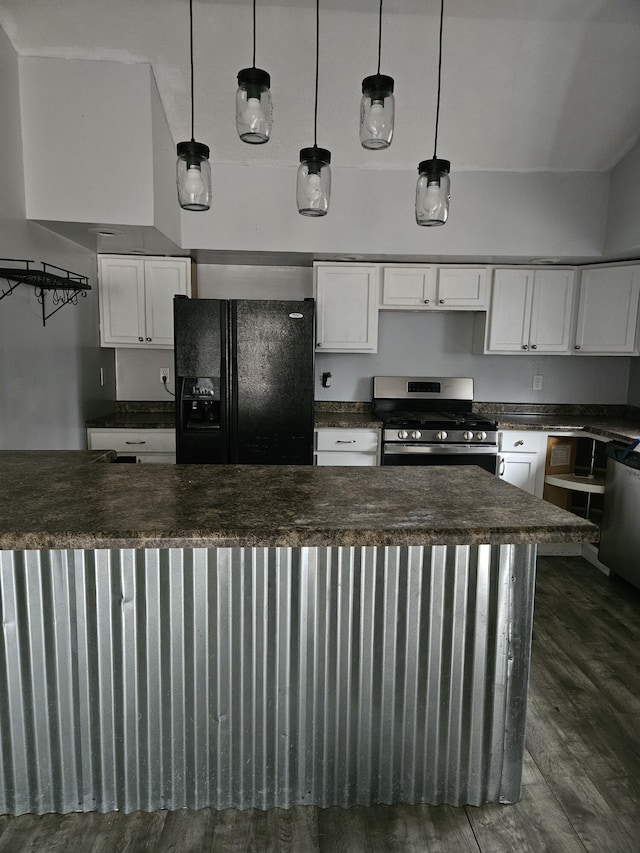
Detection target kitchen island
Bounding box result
[0,459,596,816]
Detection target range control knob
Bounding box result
[411,430,422,440]
[436,430,448,441]
[398,430,409,440]
[476,431,487,441]
[463,430,474,441]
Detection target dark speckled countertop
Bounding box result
[0,460,596,551]
[474,403,640,442]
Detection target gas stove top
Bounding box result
[384,411,496,430]
[372,376,498,447]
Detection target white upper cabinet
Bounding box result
[573,265,640,354]
[486,268,575,354]
[380,265,487,310]
[314,264,379,352]
[99,255,191,348]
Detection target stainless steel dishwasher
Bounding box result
[599,439,640,590]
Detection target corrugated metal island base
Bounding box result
[0,460,598,815]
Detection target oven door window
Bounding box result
[382,449,498,474]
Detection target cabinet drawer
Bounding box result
[87,428,176,454]
[315,428,379,453]
[499,430,546,453]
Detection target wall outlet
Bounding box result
[532,374,543,391]
[160,368,170,384]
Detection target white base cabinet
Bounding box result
[315,428,380,466]
[498,431,547,497]
[99,255,191,348]
[87,428,176,463]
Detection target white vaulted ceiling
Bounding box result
[1,0,640,175]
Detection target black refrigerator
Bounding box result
[174,296,315,464]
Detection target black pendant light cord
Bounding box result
[252,0,257,68]
[189,0,195,142]
[377,0,383,75]
[433,0,444,158]
[313,0,319,147]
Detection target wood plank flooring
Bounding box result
[1,556,639,852]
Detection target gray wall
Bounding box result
[115,264,630,404]
[0,27,115,449]
[605,136,640,259]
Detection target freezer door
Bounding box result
[230,300,314,464]
[174,296,225,377]
[174,298,230,463]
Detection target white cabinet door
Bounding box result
[144,259,189,346]
[99,255,191,348]
[381,267,436,307]
[486,269,533,352]
[499,453,540,494]
[315,265,379,352]
[437,267,487,308]
[574,266,640,353]
[315,451,378,466]
[487,269,574,354]
[99,257,146,346]
[528,270,575,353]
[380,265,486,309]
[498,430,546,496]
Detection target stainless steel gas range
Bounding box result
[372,376,498,472]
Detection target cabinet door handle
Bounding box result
[531,344,537,350]
[575,345,581,350]
[424,299,430,304]
[138,337,144,341]
[336,440,356,444]
[125,440,147,445]
[317,342,322,347]
[499,458,505,475]
[146,337,152,342]
[521,344,528,350]
[439,299,445,304]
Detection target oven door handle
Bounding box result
[383,444,498,456]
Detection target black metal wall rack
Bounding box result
[0,258,91,326]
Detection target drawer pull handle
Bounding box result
[125,440,147,445]
[336,440,356,444]
[515,440,524,446]
[499,458,505,475]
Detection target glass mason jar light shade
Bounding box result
[360,74,394,150]
[236,68,272,144]
[177,141,212,211]
[416,158,451,226]
[297,147,331,217]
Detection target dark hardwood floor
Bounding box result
[1,555,639,852]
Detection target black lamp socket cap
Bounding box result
[177,140,210,161]
[362,74,394,96]
[300,146,332,166]
[237,67,271,88]
[417,157,451,175]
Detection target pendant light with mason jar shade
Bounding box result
[236,0,273,143]
[297,0,331,217]
[360,0,394,150]
[176,0,211,211]
[416,0,450,226]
